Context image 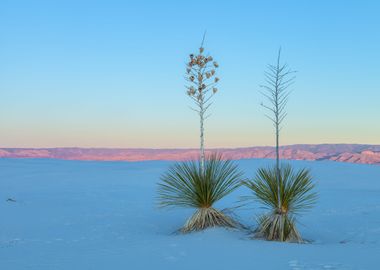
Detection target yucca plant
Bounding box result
[158,34,240,233]
[158,154,243,233]
[245,48,317,242]
[244,165,317,242]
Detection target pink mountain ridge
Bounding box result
[0,144,380,165]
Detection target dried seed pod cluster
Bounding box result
[185,46,219,100]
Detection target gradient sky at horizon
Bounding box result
[1,0,379,148]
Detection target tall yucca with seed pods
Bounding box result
[158,35,243,233]
[244,49,317,242]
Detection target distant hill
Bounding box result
[1,144,380,165]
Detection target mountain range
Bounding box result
[0,144,380,165]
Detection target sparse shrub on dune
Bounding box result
[245,48,317,242]
[158,34,243,233]
[158,154,243,233]
[243,165,317,242]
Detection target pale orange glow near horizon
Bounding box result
[1,121,379,148]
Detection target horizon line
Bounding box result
[1,143,380,150]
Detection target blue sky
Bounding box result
[1,0,379,148]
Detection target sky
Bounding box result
[0,0,379,148]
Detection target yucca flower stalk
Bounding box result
[185,33,219,174]
[158,154,243,233]
[245,48,317,242]
[260,48,296,205]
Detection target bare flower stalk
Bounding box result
[185,33,219,174]
[260,48,296,209]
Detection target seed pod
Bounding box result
[207,56,213,62]
[186,68,191,74]
[213,61,219,68]
[190,75,195,81]
[214,77,219,83]
[211,70,215,76]
[213,87,218,94]
[205,72,211,79]
[199,47,204,53]
[190,54,194,59]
